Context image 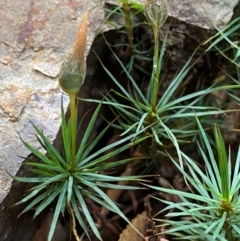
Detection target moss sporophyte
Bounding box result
[59,11,88,168]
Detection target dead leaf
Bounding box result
[118,211,146,241]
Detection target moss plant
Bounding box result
[148,120,240,241]
[144,0,168,111]
[204,15,240,119]
[15,101,147,241]
[102,0,151,74]
[121,0,134,55]
[58,11,88,169]
[86,0,240,168]
[204,16,240,71]
[13,10,148,241]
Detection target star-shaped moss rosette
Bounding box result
[148,120,240,240]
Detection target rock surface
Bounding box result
[107,0,239,29]
[168,0,238,29]
[0,0,103,203]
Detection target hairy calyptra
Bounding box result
[58,11,88,95]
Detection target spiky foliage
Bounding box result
[148,120,240,241]
[14,102,147,241]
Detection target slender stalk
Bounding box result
[122,0,134,55]
[69,93,76,169]
[152,27,160,111]
[145,0,168,111]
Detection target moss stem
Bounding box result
[69,93,76,169]
[152,27,160,111]
[122,0,134,55]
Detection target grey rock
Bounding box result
[107,0,238,29]
[168,0,238,29]
[0,0,104,203]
